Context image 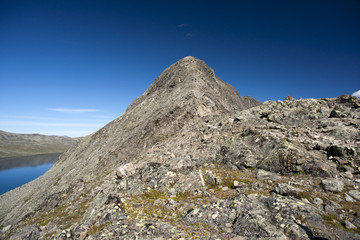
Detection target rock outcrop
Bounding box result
[1,56,360,239]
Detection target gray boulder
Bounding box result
[321,178,344,193]
[116,163,136,179]
[348,190,360,201]
[274,183,303,197]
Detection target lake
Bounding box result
[0,153,60,195]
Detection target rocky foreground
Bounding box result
[1,57,360,239]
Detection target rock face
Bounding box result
[1,56,360,239]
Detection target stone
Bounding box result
[329,109,340,118]
[230,237,244,240]
[79,231,87,240]
[1,225,11,232]
[325,199,343,210]
[345,220,357,230]
[233,180,240,188]
[353,218,360,228]
[343,165,354,173]
[324,205,337,215]
[345,193,356,202]
[204,170,222,185]
[251,181,270,191]
[313,198,323,206]
[348,190,360,201]
[116,163,136,179]
[342,171,353,179]
[321,178,344,192]
[255,169,280,180]
[225,222,232,228]
[274,183,303,197]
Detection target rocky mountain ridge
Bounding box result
[1,57,359,240]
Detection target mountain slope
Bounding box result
[0,56,261,230]
[0,130,78,158]
[1,57,360,240]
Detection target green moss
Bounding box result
[293,171,306,177]
[156,134,165,141]
[293,191,312,201]
[173,191,192,202]
[141,189,167,203]
[323,213,360,234]
[238,179,251,184]
[24,192,92,230]
[44,230,56,240]
[323,213,338,222]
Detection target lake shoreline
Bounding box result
[0,152,61,171]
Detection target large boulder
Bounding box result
[321,178,344,193]
[116,163,136,179]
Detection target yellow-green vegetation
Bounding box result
[120,189,167,219]
[23,192,93,239]
[341,200,360,213]
[201,165,274,199]
[120,187,231,239]
[322,213,360,234]
[172,191,192,202]
[43,231,57,240]
[141,189,167,204]
[293,191,312,201]
[156,134,165,141]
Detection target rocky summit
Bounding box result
[0,57,359,240]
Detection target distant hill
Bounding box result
[0,130,78,158]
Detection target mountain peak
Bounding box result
[130,56,261,117]
[144,56,215,95]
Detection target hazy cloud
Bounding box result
[352,89,360,98]
[49,108,99,113]
[178,24,190,27]
[185,33,193,37]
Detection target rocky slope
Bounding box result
[0,131,78,158]
[1,57,360,240]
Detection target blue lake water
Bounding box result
[0,163,54,195]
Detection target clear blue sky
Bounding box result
[1,0,359,137]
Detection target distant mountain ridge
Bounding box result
[0,130,78,158]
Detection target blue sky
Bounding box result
[1,0,359,137]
